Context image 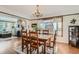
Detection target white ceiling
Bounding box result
[0,5,79,19]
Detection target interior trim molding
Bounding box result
[61,16,63,37]
[30,13,79,20]
[0,11,29,20]
[1,11,79,20]
[0,20,15,23]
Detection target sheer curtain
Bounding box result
[37,17,63,36]
[53,17,63,36]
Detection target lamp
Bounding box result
[32,5,43,17]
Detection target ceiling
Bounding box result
[0,5,79,19]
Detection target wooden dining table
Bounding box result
[23,32,53,54]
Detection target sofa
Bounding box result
[0,31,12,38]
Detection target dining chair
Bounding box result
[47,30,57,54]
[42,30,51,47]
[21,30,30,54]
[29,31,41,54]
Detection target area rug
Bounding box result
[14,45,58,54]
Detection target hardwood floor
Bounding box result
[0,38,79,54]
[0,38,21,54]
[57,43,79,54]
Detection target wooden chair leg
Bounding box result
[22,41,24,52]
[42,46,44,53]
[26,44,28,54]
[49,38,51,47]
[22,45,24,52]
[30,46,31,54]
[53,47,54,54]
[37,48,39,54]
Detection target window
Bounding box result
[37,16,63,36]
[0,20,15,33]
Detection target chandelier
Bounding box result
[32,5,43,17]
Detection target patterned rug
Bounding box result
[14,45,58,54]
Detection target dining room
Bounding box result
[0,5,79,54]
[1,0,79,59]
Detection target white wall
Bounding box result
[62,15,79,43]
[29,15,79,43]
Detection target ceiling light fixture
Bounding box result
[32,5,43,17]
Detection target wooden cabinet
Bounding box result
[68,26,79,47]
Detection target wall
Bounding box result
[62,15,79,43]
[29,19,63,43]
[28,15,79,43]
